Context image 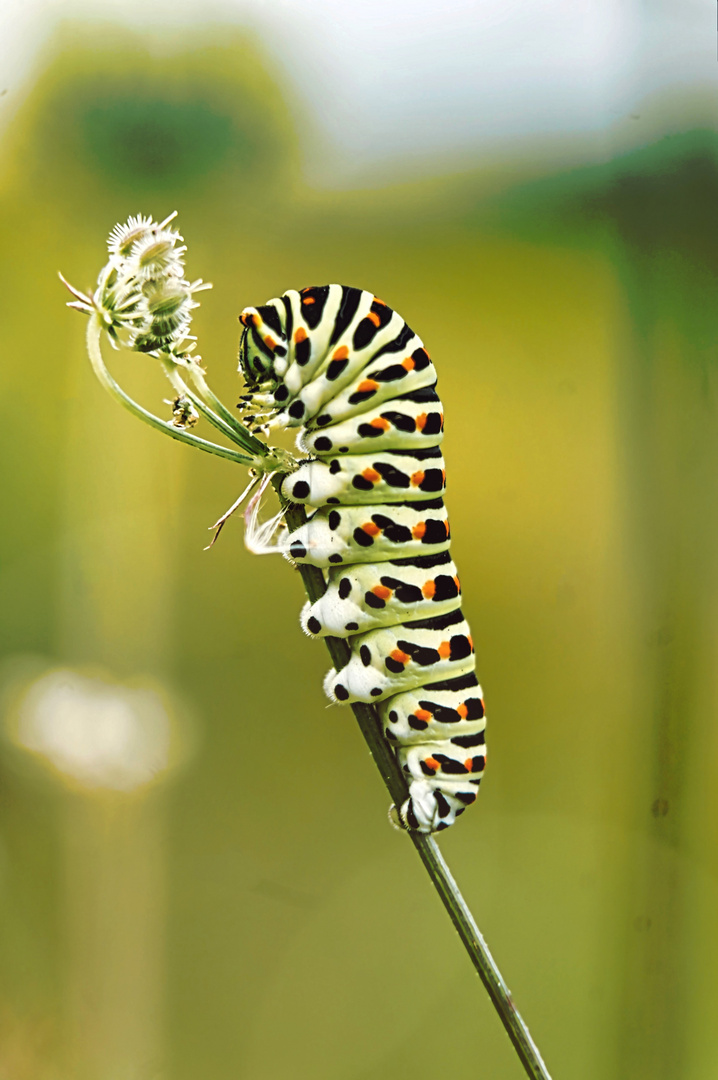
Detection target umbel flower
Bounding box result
[62,211,210,357]
[60,211,291,474]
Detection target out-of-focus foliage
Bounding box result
[1,22,717,1080]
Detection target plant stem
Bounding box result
[281,496,552,1080]
[160,355,269,459]
[86,318,258,468]
[159,356,244,444]
[408,837,552,1080]
[183,360,268,457]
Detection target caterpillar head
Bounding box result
[238,304,289,387]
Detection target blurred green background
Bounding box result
[1,12,717,1080]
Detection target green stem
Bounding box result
[158,355,248,449]
[183,360,267,458]
[409,837,552,1080]
[281,493,553,1080]
[85,318,258,468]
[157,355,295,470]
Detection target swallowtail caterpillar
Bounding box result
[238,285,486,832]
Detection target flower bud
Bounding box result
[131,230,186,280]
[107,213,157,260]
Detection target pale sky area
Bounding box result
[0,0,715,184]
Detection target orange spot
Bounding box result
[357,379,379,393]
[412,522,426,540]
[370,417,390,431]
[456,702,469,719]
[373,297,387,306]
[264,335,277,350]
[302,295,316,305]
[362,468,380,483]
[422,579,436,599]
[424,757,440,773]
[361,522,381,537]
[372,585,392,600]
[439,413,444,429]
[464,759,474,772]
[415,709,432,722]
[332,345,349,361]
[367,311,382,327]
[402,356,416,371]
[441,470,447,485]
[251,313,261,328]
[410,470,425,487]
[438,641,452,659]
[467,636,474,652]
[239,312,250,326]
[454,575,461,592]
[415,412,428,430]
[391,649,410,665]
[294,327,307,343]
[444,520,451,536]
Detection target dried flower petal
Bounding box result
[168,395,199,428]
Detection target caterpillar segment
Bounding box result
[380,676,486,831]
[379,674,485,743]
[295,347,436,431]
[283,499,451,568]
[238,284,485,833]
[280,446,447,506]
[300,551,462,638]
[322,608,475,705]
[297,388,444,457]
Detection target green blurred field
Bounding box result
[1,24,717,1080]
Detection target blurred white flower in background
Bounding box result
[0,659,186,1078]
[14,668,173,792]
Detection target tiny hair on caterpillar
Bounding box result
[237,284,485,833]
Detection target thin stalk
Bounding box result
[409,837,552,1079]
[158,355,248,449]
[86,318,257,467]
[280,495,553,1080]
[182,360,267,458]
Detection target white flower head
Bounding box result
[131,229,187,281]
[107,211,178,261]
[62,211,212,358]
[107,213,157,259]
[132,276,199,351]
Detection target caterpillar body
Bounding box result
[238,284,486,832]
